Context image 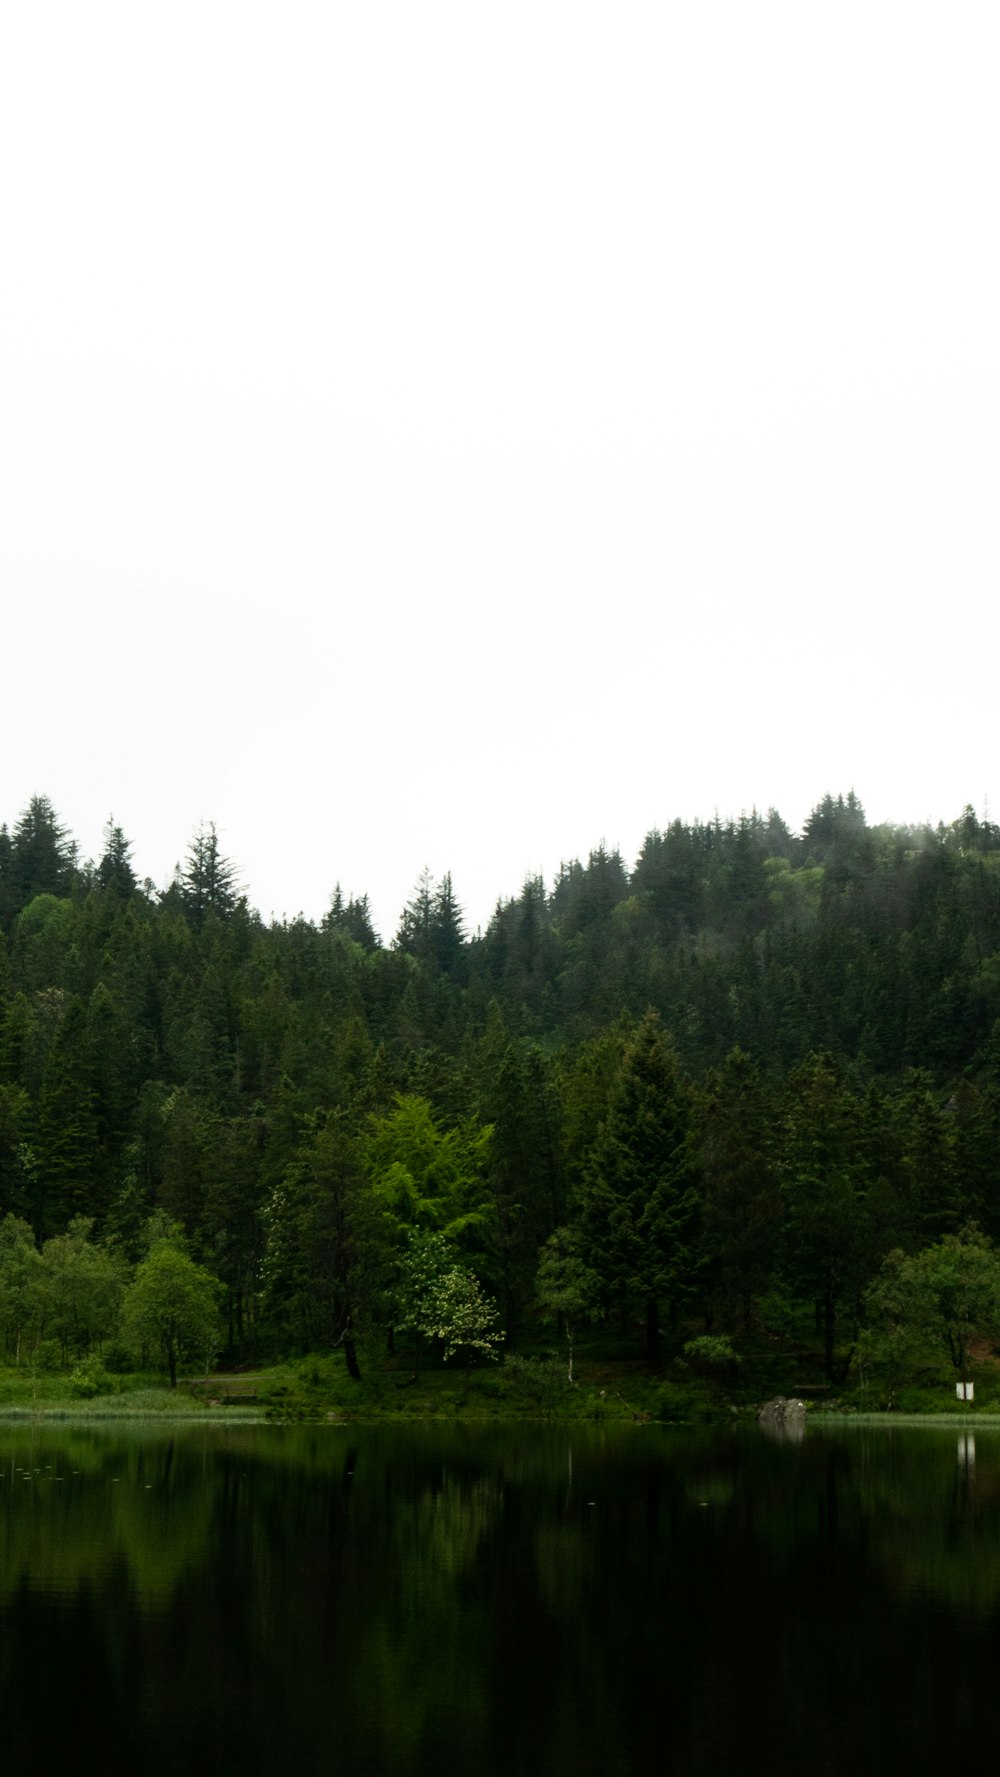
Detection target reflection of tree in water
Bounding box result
[0,1429,215,1607]
[841,1428,1000,1619]
[392,1472,502,1592]
[6,1424,1000,1776]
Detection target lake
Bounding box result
[1,1418,999,1774]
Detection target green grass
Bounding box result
[2,1319,992,1426]
[0,1367,262,1419]
[228,1347,739,1425]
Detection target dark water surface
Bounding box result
[1,1419,999,1774]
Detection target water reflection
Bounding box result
[1,1422,1000,1774]
[959,1432,976,1474]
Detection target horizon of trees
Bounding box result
[3,788,1000,1383]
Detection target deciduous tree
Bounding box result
[122,1237,222,1386]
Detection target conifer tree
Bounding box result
[9,796,75,911]
[579,1011,700,1360]
[432,872,465,976]
[98,817,137,897]
[181,822,239,923]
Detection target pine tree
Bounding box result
[34,997,101,1235]
[261,1111,381,1379]
[324,886,379,948]
[432,873,465,976]
[98,817,137,897]
[182,822,239,923]
[579,1012,700,1360]
[395,869,435,962]
[9,796,75,911]
[700,1048,782,1332]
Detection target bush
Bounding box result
[66,1357,117,1399]
[683,1335,741,1377]
[653,1379,725,1424]
[502,1354,567,1411]
[654,1382,696,1422]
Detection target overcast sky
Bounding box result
[2,2,998,938]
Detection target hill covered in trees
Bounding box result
[2,790,1000,1385]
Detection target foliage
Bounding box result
[535,1227,600,1382]
[3,788,1000,1397]
[860,1226,1000,1397]
[65,1355,118,1398]
[121,1237,223,1386]
[0,1213,44,1362]
[500,1353,567,1411]
[39,1216,124,1362]
[579,1012,700,1359]
[396,1232,503,1364]
[365,1095,493,1254]
[682,1334,741,1376]
[260,1111,381,1378]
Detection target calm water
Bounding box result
[1,1418,999,1774]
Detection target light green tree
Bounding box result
[535,1227,599,1384]
[365,1095,493,1254]
[40,1215,124,1362]
[122,1238,222,1387]
[397,1231,502,1367]
[860,1226,1000,1401]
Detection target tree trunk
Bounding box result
[344,1336,362,1382]
[168,1346,177,1389]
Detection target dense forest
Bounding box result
[3,790,1000,1384]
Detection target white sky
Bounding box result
[2,2,999,939]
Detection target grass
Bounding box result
[0,1368,263,1420]
[217,1345,741,1425]
[3,1316,996,1425]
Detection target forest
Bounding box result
[2,790,1000,1398]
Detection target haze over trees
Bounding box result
[3,789,1000,1383]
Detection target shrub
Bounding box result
[66,1357,117,1399]
[502,1354,567,1411]
[683,1335,741,1377]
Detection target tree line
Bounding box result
[2,790,1000,1382]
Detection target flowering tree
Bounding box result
[397,1232,502,1366]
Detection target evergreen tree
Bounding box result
[261,1110,381,1378]
[181,822,239,923]
[700,1048,782,1333]
[395,869,435,961]
[324,886,379,948]
[479,1042,564,1334]
[432,872,465,976]
[578,1012,700,1360]
[780,1052,878,1378]
[9,796,76,911]
[98,816,137,897]
[34,996,101,1235]
[0,825,15,929]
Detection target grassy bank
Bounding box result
[4,1325,998,1424]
